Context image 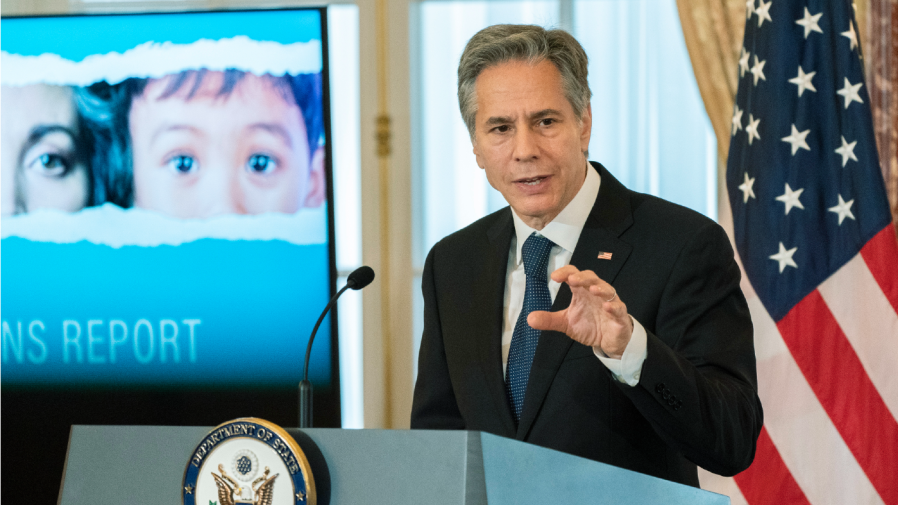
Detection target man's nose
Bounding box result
[512,128,540,161]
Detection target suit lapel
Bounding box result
[469,210,517,435]
[516,164,634,439]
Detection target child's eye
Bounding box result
[167,155,197,174]
[27,152,72,177]
[246,154,278,174]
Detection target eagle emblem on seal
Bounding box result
[211,463,278,505]
[183,418,314,505]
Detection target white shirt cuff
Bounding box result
[592,316,648,387]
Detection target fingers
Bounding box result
[551,266,601,288]
[550,265,581,283]
[603,298,629,321]
[528,310,568,333]
[588,284,618,303]
[551,266,616,301]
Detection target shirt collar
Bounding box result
[511,161,601,265]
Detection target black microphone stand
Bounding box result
[299,266,374,428]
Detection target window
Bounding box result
[328,4,364,428]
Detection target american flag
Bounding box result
[711,0,898,503]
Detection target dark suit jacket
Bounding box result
[411,162,763,486]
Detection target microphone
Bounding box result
[299,266,375,428]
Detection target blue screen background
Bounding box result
[1,238,332,387]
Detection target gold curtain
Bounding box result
[674,0,746,234]
[675,0,745,172]
[866,0,898,233]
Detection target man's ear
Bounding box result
[472,136,485,169]
[303,146,326,208]
[580,103,593,153]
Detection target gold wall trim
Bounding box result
[375,0,394,427]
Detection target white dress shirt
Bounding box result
[501,162,647,386]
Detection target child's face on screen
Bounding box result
[129,71,324,218]
[1,84,90,216]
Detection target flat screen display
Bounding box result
[1,9,336,389]
[0,9,338,503]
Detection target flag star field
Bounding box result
[726,0,890,322]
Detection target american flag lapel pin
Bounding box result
[597,251,613,260]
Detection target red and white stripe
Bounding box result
[700,225,898,505]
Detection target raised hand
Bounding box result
[527,265,633,358]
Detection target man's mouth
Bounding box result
[516,176,549,186]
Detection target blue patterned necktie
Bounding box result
[506,232,556,424]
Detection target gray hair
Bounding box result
[457,24,591,138]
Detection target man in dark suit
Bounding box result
[410,24,762,486]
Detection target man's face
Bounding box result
[472,59,591,229]
[129,71,325,219]
[1,84,90,216]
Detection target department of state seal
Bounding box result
[183,418,315,505]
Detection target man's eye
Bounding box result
[32,153,71,176]
[167,155,197,174]
[247,154,278,174]
[492,125,511,133]
[539,118,556,126]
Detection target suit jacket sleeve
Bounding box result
[617,219,762,477]
[410,243,466,430]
